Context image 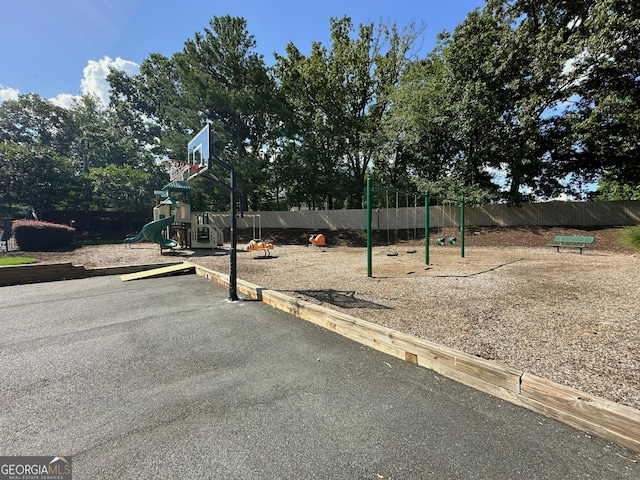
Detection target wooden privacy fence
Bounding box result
[208,200,640,230]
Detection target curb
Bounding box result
[0,261,184,287]
[193,264,640,453]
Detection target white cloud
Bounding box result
[80,56,139,106]
[49,93,77,109]
[1,57,139,109]
[0,84,20,103]
[561,49,590,80]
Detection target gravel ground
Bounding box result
[3,227,639,411]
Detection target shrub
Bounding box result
[12,220,75,251]
[621,225,640,251]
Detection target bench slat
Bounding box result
[552,235,594,244]
[547,235,595,254]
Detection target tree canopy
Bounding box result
[1,2,639,216]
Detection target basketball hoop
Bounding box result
[162,159,200,182]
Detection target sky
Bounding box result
[0,0,485,108]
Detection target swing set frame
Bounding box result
[365,179,465,277]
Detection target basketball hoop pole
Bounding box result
[199,158,239,302]
[187,123,238,301]
[229,167,238,301]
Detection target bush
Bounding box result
[621,225,640,251]
[12,220,75,251]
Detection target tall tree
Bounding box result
[274,17,422,208]
[482,0,597,201]
[557,0,640,187]
[0,94,75,156]
[0,143,78,213]
[390,1,610,204]
[110,16,276,211]
[387,18,506,202]
[85,164,161,211]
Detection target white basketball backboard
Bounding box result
[187,124,210,169]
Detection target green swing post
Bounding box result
[425,190,429,265]
[367,178,373,277]
[460,196,465,258]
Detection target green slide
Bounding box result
[124,215,178,249]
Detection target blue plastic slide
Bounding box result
[124,215,178,249]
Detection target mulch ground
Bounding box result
[239,226,635,254]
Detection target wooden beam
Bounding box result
[120,262,195,281]
[521,373,640,453]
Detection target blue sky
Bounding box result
[0,0,485,107]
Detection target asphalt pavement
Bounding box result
[1,274,639,479]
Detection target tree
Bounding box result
[0,94,75,155]
[85,164,163,211]
[482,1,598,201]
[69,94,158,171]
[557,0,640,186]
[0,143,78,213]
[388,1,615,204]
[274,17,422,208]
[109,16,276,211]
[596,173,640,200]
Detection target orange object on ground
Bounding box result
[244,239,274,256]
[309,234,326,246]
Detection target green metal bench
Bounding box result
[547,235,595,254]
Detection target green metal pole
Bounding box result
[367,178,372,277]
[425,190,430,265]
[460,196,465,258]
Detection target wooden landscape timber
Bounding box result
[194,264,640,453]
[0,261,185,286]
[0,262,91,286]
[119,261,195,281]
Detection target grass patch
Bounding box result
[621,225,640,251]
[0,257,38,266]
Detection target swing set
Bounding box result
[434,201,459,246]
[383,190,420,256]
[365,179,465,277]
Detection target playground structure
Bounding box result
[241,214,276,256]
[365,180,465,277]
[124,180,224,251]
[243,239,274,256]
[309,233,326,247]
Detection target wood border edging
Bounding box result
[193,264,640,453]
[0,261,184,286]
